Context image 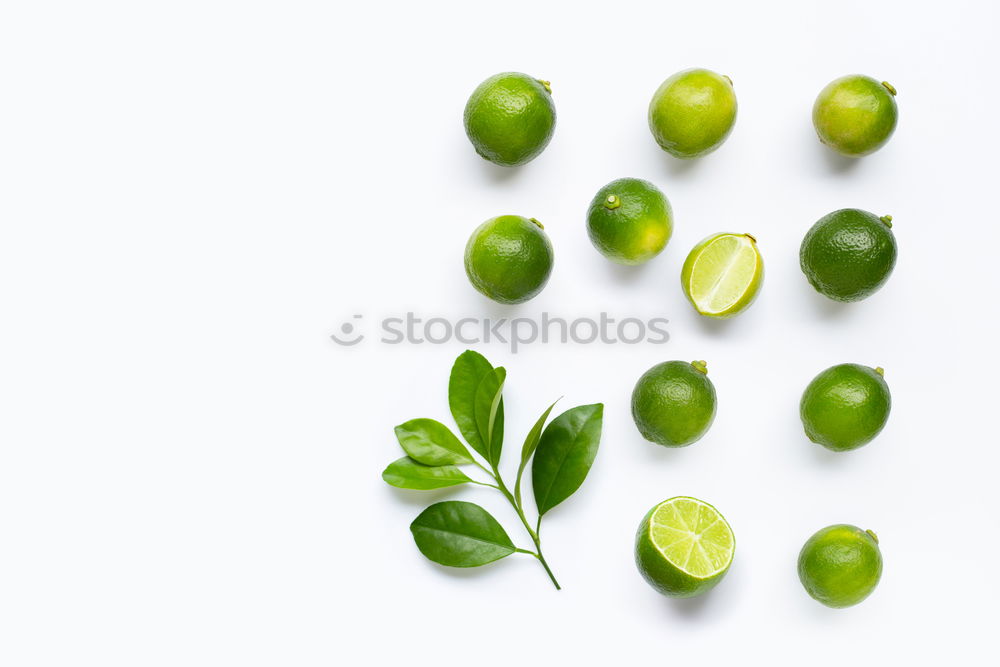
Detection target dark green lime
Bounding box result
[800,208,897,302]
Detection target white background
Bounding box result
[1,0,998,664]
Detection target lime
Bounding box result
[631,360,716,447]
[798,524,883,608]
[635,496,735,598]
[586,178,673,265]
[800,364,891,451]
[813,75,898,157]
[464,215,554,304]
[681,233,763,318]
[800,209,897,302]
[648,68,737,158]
[463,72,556,167]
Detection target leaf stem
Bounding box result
[491,473,560,590]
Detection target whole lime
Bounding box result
[800,208,897,302]
[586,178,673,265]
[631,360,717,447]
[463,72,556,167]
[798,524,883,608]
[813,75,897,157]
[635,496,735,598]
[648,68,737,158]
[800,364,891,452]
[464,215,554,304]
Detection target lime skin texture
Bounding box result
[800,208,897,302]
[463,72,556,167]
[648,68,737,158]
[813,75,898,157]
[798,524,883,608]
[800,364,891,452]
[631,360,717,447]
[586,178,673,265]
[634,497,735,598]
[464,215,554,304]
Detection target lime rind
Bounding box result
[682,233,763,317]
[648,497,734,579]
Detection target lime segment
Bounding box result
[648,497,734,578]
[682,233,763,318]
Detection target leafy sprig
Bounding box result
[382,350,603,589]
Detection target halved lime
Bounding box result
[681,232,763,318]
[635,496,735,598]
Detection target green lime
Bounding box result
[813,75,898,157]
[586,178,673,265]
[631,360,716,447]
[463,72,556,167]
[635,496,735,598]
[800,364,891,452]
[800,209,897,302]
[798,524,883,608]
[681,232,763,318]
[464,215,554,304]
[648,68,737,158]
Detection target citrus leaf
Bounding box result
[514,399,560,506]
[410,501,516,567]
[474,368,506,468]
[381,457,473,490]
[394,418,473,466]
[448,350,495,458]
[532,404,603,516]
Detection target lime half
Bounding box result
[635,496,735,598]
[681,232,763,318]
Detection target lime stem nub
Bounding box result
[881,81,897,96]
[874,366,885,377]
[537,79,552,94]
[691,360,708,374]
[529,217,545,230]
[866,529,880,544]
[880,215,893,228]
[604,194,622,210]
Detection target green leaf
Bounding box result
[410,501,516,567]
[394,418,473,466]
[474,368,506,468]
[382,457,473,490]
[448,350,495,458]
[532,404,604,516]
[514,399,560,506]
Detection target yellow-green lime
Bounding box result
[635,496,735,598]
[800,209,897,302]
[463,72,556,167]
[586,177,673,265]
[631,360,716,447]
[800,363,891,452]
[798,524,883,608]
[464,215,553,304]
[648,68,737,158]
[681,233,764,318]
[813,75,898,157]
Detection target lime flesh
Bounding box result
[681,233,763,318]
[635,496,734,598]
